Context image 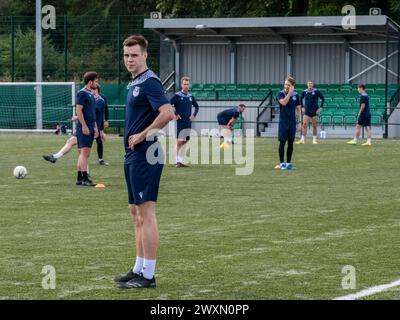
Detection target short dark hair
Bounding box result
[92,84,100,92]
[358,84,366,90]
[286,76,296,85]
[123,35,148,52]
[83,71,98,85]
[238,104,246,108]
[181,76,190,83]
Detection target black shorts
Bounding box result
[278,122,296,142]
[358,115,371,127]
[305,111,318,118]
[124,141,164,205]
[176,120,192,141]
[76,125,94,148]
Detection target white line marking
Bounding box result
[333,279,400,300]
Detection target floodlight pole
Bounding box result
[36,0,43,130]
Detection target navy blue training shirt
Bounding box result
[94,95,106,130]
[170,91,200,121]
[359,93,370,116]
[76,87,96,127]
[276,90,300,123]
[100,94,109,121]
[218,108,240,122]
[124,69,169,160]
[300,88,325,113]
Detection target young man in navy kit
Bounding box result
[92,85,110,165]
[115,35,174,288]
[347,84,372,146]
[217,104,246,149]
[276,77,302,170]
[170,76,200,168]
[297,80,325,144]
[75,71,99,186]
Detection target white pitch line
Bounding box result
[333,279,400,300]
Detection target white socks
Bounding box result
[53,152,64,159]
[176,155,183,163]
[132,256,144,274]
[132,257,157,279]
[367,138,371,144]
[141,259,156,280]
[313,136,317,142]
[300,135,305,142]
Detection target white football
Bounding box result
[13,166,27,179]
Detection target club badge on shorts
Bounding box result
[133,86,140,97]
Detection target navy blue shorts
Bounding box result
[76,125,94,148]
[124,141,164,205]
[176,120,192,141]
[278,123,296,142]
[358,114,371,127]
[217,115,229,126]
[305,111,318,118]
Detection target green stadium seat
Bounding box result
[319,115,332,125]
[253,92,268,101]
[218,91,230,100]
[239,92,253,100]
[332,111,345,125]
[320,108,334,116]
[195,91,216,100]
[225,84,237,91]
[371,109,383,116]
[191,84,203,91]
[205,91,216,100]
[324,102,338,108]
[229,92,241,100]
[214,84,226,91]
[203,84,215,91]
[194,91,207,100]
[337,101,352,108]
[267,84,282,91]
[257,84,270,91]
[371,116,382,126]
[344,94,356,100]
[344,115,356,125]
[370,97,382,104]
[237,84,248,91]
[332,96,345,102]
[247,84,260,91]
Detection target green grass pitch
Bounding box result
[0,134,400,300]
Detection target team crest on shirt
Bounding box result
[189,97,192,101]
[133,86,140,97]
[292,96,297,101]
[312,92,315,95]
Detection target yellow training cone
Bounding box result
[95,183,106,188]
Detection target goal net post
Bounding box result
[0,82,76,133]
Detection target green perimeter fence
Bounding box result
[0,15,159,83]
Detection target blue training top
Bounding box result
[95,95,106,130]
[300,88,325,113]
[359,93,370,116]
[218,108,240,122]
[76,87,96,127]
[170,91,200,122]
[276,90,300,124]
[124,69,169,161]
